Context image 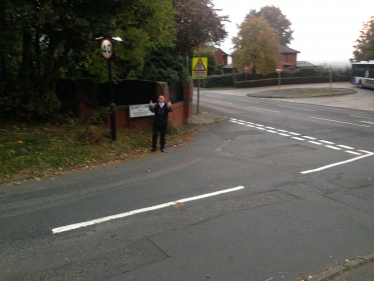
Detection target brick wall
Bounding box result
[282,53,297,69]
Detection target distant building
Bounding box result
[280,45,300,70]
[209,47,229,66]
[296,61,316,68]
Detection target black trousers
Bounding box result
[152,125,167,149]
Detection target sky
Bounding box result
[212,0,374,65]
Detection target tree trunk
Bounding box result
[18,29,33,80]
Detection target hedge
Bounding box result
[234,77,328,88]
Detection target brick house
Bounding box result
[280,45,300,70]
[210,47,229,65]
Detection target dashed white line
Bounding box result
[277,105,316,111]
[309,117,371,127]
[337,145,354,149]
[278,133,290,137]
[289,132,301,136]
[309,141,323,145]
[248,106,281,113]
[358,150,373,154]
[303,136,316,140]
[292,137,305,141]
[325,145,341,150]
[266,127,275,129]
[277,129,288,133]
[319,140,335,144]
[360,121,374,124]
[267,130,277,133]
[350,115,374,120]
[246,125,255,127]
[256,127,265,130]
[52,186,246,234]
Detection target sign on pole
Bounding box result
[100,38,114,61]
[192,57,208,80]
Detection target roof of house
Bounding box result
[280,45,300,54]
[209,46,229,56]
[297,61,316,67]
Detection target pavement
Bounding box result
[193,82,374,281]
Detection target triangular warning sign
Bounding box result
[193,58,206,71]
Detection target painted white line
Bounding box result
[266,127,275,129]
[248,106,281,113]
[301,152,374,174]
[278,133,290,137]
[309,141,323,145]
[277,105,316,111]
[360,121,374,124]
[292,137,305,141]
[237,122,245,125]
[319,140,335,144]
[358,150,374,154]
[246,125,255,127]
[244,121,254,124]
[350,115,374,120]
[325,145,341,150]
[236,99,259,104]
[256,127,265,130]
[289,132,301,136]
[230,118,237,120]
[267,130,277,133]
[52,186,245,234]
[303,136,316,140]
[254,124,264,126]
[277,129,288,133]
[215,101,232,104]
[309,117,370,127]
[337,145,354,149]
[345,151,362,156]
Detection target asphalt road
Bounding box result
[1,83,374,281]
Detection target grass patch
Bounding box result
[0,123,192,180]
[247,87,356,98]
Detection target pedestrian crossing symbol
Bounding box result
[192,57,208,80]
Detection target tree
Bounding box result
[0,0,176,120]
[351,16,374,62]
[245,5,293,45]
[172,0,229,56]
[232,16,281,75]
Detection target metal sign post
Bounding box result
[100,38,116,141]
[276,67,282,91]
[192,57,207,115]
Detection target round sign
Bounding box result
[276,68,282,74]
[244,66,249,71]
[100,38,114,61]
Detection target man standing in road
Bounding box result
[149,95,173,152]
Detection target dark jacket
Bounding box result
[149,103,173,126]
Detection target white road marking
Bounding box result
[360,121,374,124]
[350,115,374,120]
[325,145,341,150]
[236,99,259,104]
[309,117,370,127]
[266,127,275,129]
[255,124,264,126]
[358,150,373,154]
[267,130,277,133]
[256,127,265,130]
[319,140,335,144]
[289,132,300,135]
[346,151,362,156]
[292,137,305,141]
[278,133,290,136]
[277,129,288,133]
[337,145,354,149]
[248,106,281,113]
[309,141,323,145]
[215,101,232,104]
[246,125,255,127]
[277,105,316,111]
[303,136,316,140]
[301,152,374,174]
[52,186,246,234]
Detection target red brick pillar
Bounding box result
[183,79,193,124]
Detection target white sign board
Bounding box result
[129,104,155,118]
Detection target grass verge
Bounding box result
[0,123,193,182]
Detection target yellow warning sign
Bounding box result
[192,57,207,80]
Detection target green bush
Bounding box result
[235,77,328,88]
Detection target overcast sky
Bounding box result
[213,0,374,64]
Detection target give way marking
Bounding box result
[52,186,245,234]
